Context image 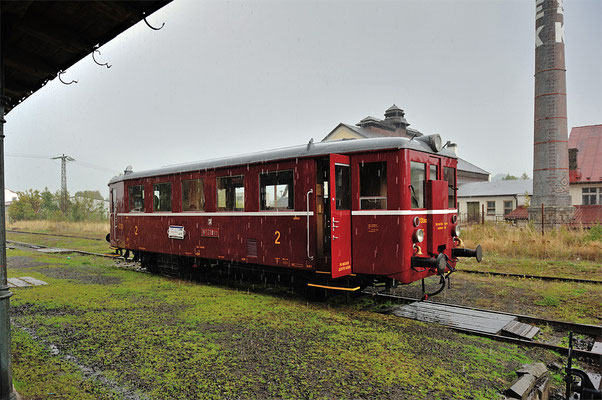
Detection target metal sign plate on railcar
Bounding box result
[168,225,186,240]
[200,227,220,238]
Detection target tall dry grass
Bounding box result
[462,223,602,261]
[6,220,109,239]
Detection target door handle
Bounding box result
[333,235,339,240]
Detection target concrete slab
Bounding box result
[19,277,48,286]
[7,278,31,287]
[37,248,73,254]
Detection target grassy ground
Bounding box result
[462,223,602,261]
[8,248,563,400]
[5,221,601,398]
[6,220,109,240]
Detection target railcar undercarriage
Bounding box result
[113,248,476,301]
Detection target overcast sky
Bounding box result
[5,0,601,196]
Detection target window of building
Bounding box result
[260,170,294,210]
[217,176,245,211]
[443,167,456,209]
[582,187,599,205]
[430,164,438,181]
[360,162,387,209]
[335,164,351,210]
[487,201,495,215]
[128,185,145,212]
[153,183,172,212]
[504,200,513,215]
[182,179,204,212]
[410,161,425,209]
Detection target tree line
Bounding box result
[8,188,108,222]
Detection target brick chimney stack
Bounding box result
[528,0,574,227]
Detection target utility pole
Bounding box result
[0,18,19,400]
[52,154,75,213]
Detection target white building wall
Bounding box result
[569,183,602,206]
[458,194,528,222]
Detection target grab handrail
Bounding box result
[306,189,314,260]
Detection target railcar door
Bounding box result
[329,154,352,278]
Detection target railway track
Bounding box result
[7,235,602,363]
[368,291,602,363]
[9,230,602,286]
[6,229,104,241]
[459,269,602,285]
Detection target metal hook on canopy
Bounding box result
[143,12,165,30]
[92,46,112,69]
[57,70,78,85]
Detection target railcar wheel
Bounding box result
[141,253,158,273]
[123,249,130,260]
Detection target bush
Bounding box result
[584,224,602,243]
[8,188,107,222]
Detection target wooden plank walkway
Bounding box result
[392,301,516,335]
[501,320,540,340]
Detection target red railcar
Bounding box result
[108,136,481,295]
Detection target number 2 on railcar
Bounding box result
[108,136,482,298]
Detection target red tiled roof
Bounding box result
[504,205,529,220]
[569,205,602,228]
[568,125,602,184]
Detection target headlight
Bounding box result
[413,216,420,227]
[452,225,461,238]
[413,229,424,243]
[451,215,457,224]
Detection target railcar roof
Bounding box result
[109,136,456,184]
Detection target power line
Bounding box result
[6,153,119,174]
[5,152,50,159]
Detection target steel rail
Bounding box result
[368,291,602,362]
[459,269,602,285]
[6,230,104,241]
[6,240,119,259]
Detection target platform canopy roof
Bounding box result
[1,0,172,114]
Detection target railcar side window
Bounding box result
[153,182,172,212]
[260,170,294,210]
[359,162,387,209]
[430,165,438,180]
[443,167,456,209]
[182,179,204,211]
[128,185,145,212]
[410,162,425,209]
[335,164,351,210]
[217,176,245,211]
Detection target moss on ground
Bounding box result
[7,249,561,399]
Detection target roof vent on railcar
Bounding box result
[416,134,443,153]
[124,165,133,175]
